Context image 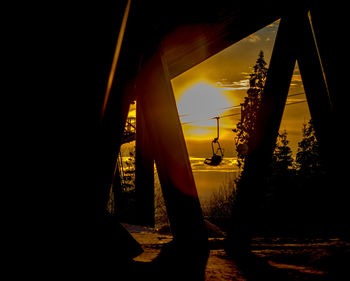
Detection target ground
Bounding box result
[123,224,350,281]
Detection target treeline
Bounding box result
[205,119,332,236]
[206,51,335,236]
[257,120,331,235]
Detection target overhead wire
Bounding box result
[180,92,307,125]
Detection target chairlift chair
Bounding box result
[204,117,224,166]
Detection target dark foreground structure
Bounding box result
[14,0,349,280]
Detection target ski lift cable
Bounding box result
[285,100,307,106]
[180,98,307,125]
[179,93,306,119]
[214,93,305,112]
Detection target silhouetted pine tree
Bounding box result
[295,119,322,177]
[262,130,296,232]
[233,51,268,167]
[294,119,328,233]
[271,130,294,175]
[227,51,270,253]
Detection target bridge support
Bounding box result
[136,46,207,244]
[135,102,155,227]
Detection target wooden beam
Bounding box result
[309,6,350,229]
[227,15,297,254]
[136,46,207,243]
[228,9,338,253]
[309,8,339,113]
[96,1,143,214]
[247,15,297,176]
[162,13,280,79]
[135,101,155,227]
[296,10,333,166]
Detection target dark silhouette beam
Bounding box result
[296,10,333,166]
[136,45,207,244]
[248,16,297,163]
[135,101,155,227]
[227,15,299,254]
[163,12,280,79]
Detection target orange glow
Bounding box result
[182,125,216,141]
[175,81,234,141]
[177,81,231,124]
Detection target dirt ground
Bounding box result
[124,224,350,281]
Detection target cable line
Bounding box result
[180,98,307,125]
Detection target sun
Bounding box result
[175,81,232,140]
[177,81,231,125]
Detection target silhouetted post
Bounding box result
[135,101,155,227]
[60,1,146,274]
[96,2,140,216]
[136,45,208,246]
[309,6,349,235]
[134,44,208,280]
[227,15,297,256]
[296,10,333,167]
[227,9,337,255]
[309,7,339,115]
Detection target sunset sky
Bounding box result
[124,19,311,201]
[171,19,311,200]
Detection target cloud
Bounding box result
[241,72,251,78]
[290,73,303,88]
[189,157,239,172]
[291,73,302,82]
[215,79,250,90]
[286,97,305,103]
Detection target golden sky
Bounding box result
[169,20,312,199]
[172,20,311,167]
[124,20,312,200]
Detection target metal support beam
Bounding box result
[296,10,333,167]
[308,7,348,232]
[227,15,297,254]
[135,101,155,227]
[309,7,340,115]
[228,10,337,253]
[136,45,207,244]
[248,17,297,165]
[97,1,142,214]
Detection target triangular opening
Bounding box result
[171,20,280,204]
[278,61,311,155]
[263,61,327,234]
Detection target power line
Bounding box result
[214,92,305,112]
[285,100,307,106]
[180,97,307,125]
[287,92,305,97]
[179,92,306,119]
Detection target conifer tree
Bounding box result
[265,130,295,214]
[295,119,321,177]
[233,51,268,167]
[271,130,294,175]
